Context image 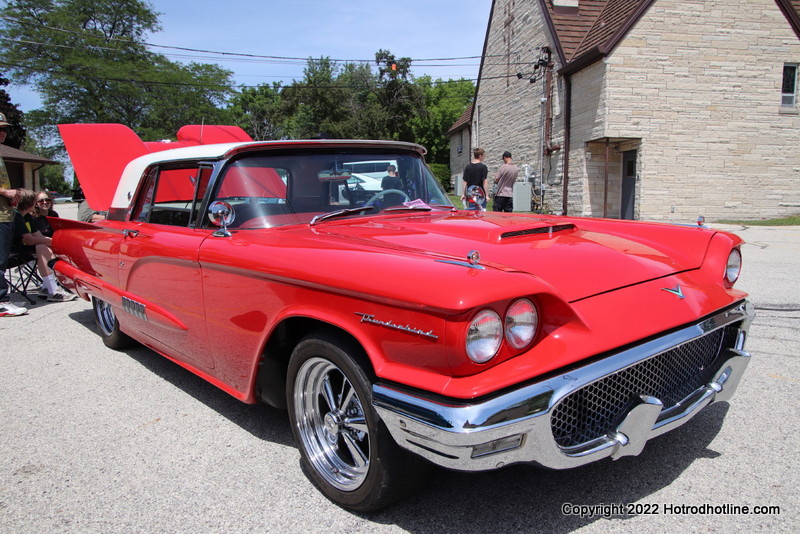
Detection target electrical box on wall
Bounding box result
[513,182,532,212]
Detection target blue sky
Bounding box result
[10,0,492,112]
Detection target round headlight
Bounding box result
[466,310,502,363]
[505,298,538,350]
[725,248,742,285]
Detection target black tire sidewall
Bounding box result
[92,297,133,350]
[286,334,400,512]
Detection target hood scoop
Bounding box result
[499,223,576,240]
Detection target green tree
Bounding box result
[412,76,474,164]
[228,82,288,141]
[282,57,356,139]
[373,49,424,142]
[0,0,234,141]
[0,74,27,149]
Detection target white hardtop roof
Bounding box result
[112,139,426,210]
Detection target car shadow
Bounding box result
[68,307,731,529]
[67,309,294,447]
[368,402,729,532]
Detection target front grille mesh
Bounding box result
[551,326,733,448]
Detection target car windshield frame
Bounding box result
[203,148,454,229]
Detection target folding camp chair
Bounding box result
[4,251,42,305]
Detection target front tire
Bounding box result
[286,333,428,512]
[92,297,134,349]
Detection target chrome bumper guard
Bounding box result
[373,300,754,471]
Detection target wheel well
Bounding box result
[255,317,371,409]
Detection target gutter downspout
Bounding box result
[544,55,561,157]
[562,75,571,216]
[603,139,610,218]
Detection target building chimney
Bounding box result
[552,0,579,14]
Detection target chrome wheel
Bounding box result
[92,297,134,349]
[293,356,370,491]
[94,298,116,337]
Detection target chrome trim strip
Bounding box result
[435,259,485,270]
[373,300,754,471]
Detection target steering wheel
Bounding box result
[365,189,410,207]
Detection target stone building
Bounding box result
[0,143,57,191]
[447,104,474,194]
[454,0,800,220]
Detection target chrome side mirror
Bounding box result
[208,200,235,237]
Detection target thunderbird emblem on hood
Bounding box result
[661,284,685,299]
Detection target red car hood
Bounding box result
[315,211,714,303]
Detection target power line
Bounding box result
[0,15,504,64]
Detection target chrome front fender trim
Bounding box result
[373,300,754,471]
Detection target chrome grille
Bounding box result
[551,326,732,448]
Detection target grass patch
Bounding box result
[718,214,800,226]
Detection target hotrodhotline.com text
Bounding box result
[561,502,782,518]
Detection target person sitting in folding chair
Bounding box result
[13,189,76,302]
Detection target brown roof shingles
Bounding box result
[542,0,800,66]
[0,144,57,165]
[447,103,474,135]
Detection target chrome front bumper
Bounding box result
[373,300,754,471]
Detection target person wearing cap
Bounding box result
[493,151,518,213]
[0,111,28,316]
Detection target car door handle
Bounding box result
[123,229,139,238]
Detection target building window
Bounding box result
[782,64,797,107]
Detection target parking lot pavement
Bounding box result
[0,217,796,533]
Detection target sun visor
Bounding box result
[58,124,253,212]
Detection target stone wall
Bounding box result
[475,0,800,220]
[474,0,565,212]
[597,0,800,221]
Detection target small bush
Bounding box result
[428,163,451,192]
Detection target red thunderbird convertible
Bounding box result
[51,124,754,511]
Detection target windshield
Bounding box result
[209,150,453,228]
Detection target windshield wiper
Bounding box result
[383,205,433,213]
[384,203,457,213]
[310,207,374,225]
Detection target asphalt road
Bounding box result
[1,205,796,533]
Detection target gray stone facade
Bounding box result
[465,0,800,221]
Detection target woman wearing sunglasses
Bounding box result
[33,191,60,237]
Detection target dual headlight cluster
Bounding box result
[466,298,539,364]
[465,248,740,364]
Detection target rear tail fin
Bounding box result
[58,124,252,211]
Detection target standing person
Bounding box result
[0,112,27,316]
[380,164,403,191]
[493,151,518,213]
[462,148,488,210]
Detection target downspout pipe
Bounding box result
[561,75,571,216]
[544,58,561,156]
